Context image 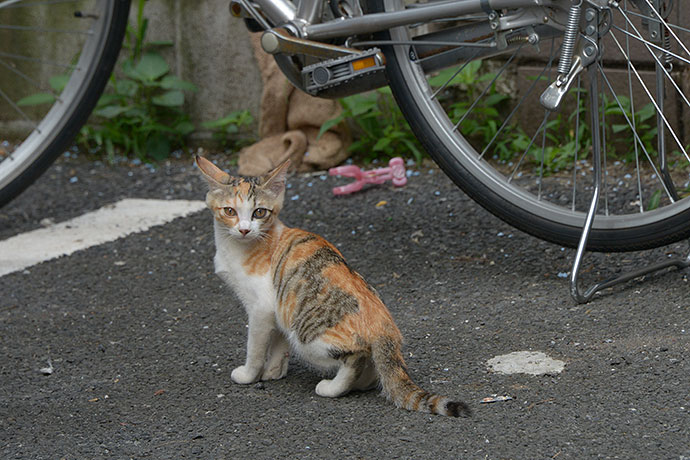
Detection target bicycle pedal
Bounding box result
[302,48,386,98]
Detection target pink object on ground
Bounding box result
[328,157,407,195]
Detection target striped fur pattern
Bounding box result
[195,156,470,417]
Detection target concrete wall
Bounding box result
[0,1,263,142]
[2,2,689,146]
[141,0,263,139]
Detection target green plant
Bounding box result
[433,62,550,166]
[609,98,658,160]
[201,110,255,151]
[320,87,425,163]
[77,0,197,162]
[323,59,672,174]
[16,75,71,107]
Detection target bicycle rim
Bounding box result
[0,0,125,206]
[375,0,690,251]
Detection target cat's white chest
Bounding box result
[213,241,275,314]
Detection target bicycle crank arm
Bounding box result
[261,27,359,58]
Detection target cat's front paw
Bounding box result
[315,378,349,398]
[231,365,260,385]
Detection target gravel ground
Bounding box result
[1,153,689,459]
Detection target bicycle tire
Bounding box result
[0,0,131,208]
[368,0,690,252]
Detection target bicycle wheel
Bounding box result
[0,0,130,208]
[368,0,690,251]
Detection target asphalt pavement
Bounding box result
[1,154,689,459]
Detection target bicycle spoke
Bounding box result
[611,24,690,67]
[641,0,690,59]
[613,12,690,113]
[0,24,92,34]
[537,112,547,200]
[0,51,76,69]
[608,29,690,165]
[622,7,690,38]
[479,41,560,160]
[0,86,39,129]
[600,70,609,216]
[0,0,22,7]
[571,75,581,212]
[536,39,558,201]
[452,44,522,132]
[508,112,550,183]
[597,62,675,202]
[624,0,644,213]
[0,0,80,9]
[430,48,481,100]
[0,57,52,94]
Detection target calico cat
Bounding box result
[196,155,470,417]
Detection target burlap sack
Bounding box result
[237,33,351,176]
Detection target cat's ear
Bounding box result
[260,160,290,197]
[195,155,230,186]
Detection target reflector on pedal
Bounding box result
[352,56,376,71]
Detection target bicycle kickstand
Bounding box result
[569,65,690,303]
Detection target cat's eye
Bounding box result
[252,208,269,219]
[222,207,236,217]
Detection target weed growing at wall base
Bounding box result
[77,0,198,163]
[320,87,425,164]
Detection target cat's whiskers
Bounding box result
[254,230,271,244]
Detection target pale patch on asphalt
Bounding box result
[0,198,206,278]
[487,351,566,376]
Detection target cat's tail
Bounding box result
[371,336,471,417]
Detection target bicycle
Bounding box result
[1,0,689,301]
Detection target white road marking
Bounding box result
[487,351,566,376]
[0,198,206,278]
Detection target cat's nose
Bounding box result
[239,229,250,236]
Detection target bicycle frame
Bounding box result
[249,0,569,39]
[236,0,570,98]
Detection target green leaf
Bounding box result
[318,115,345,139]
[484,93,508,107]
[201,111,253,129]
[115,79,138,97]
[124,107,147,118]
[145,133,171,161]
[427,69,453,88]
[121,59,140,80]
[636,103,656,123]
[201,118,230,130]
[17,93,55,106]
[49,75,70,93]
[612,124,629,134]
[152,90,184,106]
[401,138,423,162]
[94,105,131,118]
[134,52,169,81]
[96,93,124,108]
[647,189,661,210]
[160,75,198,92]
[174,120,195,136]
[348,139,367,153]
[373,137,391,151]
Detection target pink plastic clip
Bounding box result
[328,157,408,195]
